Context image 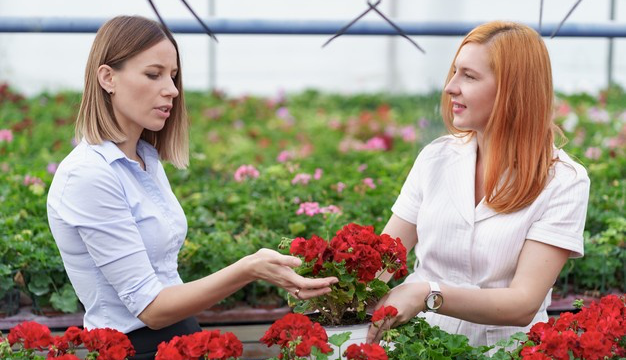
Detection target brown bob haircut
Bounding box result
[441,21,563,214]
[76,15,189,168]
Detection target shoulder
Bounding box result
[550,149,590,189]
[50,142,122,197]
[416,134,471,163]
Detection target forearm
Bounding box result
[138,255,254,329]
[436,284,541,327]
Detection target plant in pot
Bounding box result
[280,223,408,359]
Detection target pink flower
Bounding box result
[296,202,321,216]
[277,150,292,163]
[233,165,260,182]
[587,107,610,123]
[23,175,44,186]
[320,205,341,214]
[328,118,342,130]
[276,107,295,125]
[296,202,340,216]
[358,164,368,172]
[292,173,312,185]
[584,147,602,160]
[363,136,388,151]
[47,163,58,175]
[313,168,323,180]
[0,129,13,142]
[555,101,571,117]
[363,178,376,189]
[418,117,430,129]
[400,126,417,142]
[336,182,346,193]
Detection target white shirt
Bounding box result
[391,135,590,349]
[47,139,187,333]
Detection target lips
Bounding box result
[452,101,466,114]
[154,105,172,118]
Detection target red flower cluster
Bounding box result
[521,294,626,360]
[260,313,332,359]
[4,321,135,360]
[155,330,243,360]
[8,321,53,350]
[344,343,388,360]
[81,328,135,360]
[290,223,408,283]
[371,306,398,323]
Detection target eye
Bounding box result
[464,73,476,80]
[146,73,159,80]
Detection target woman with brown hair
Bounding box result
[47,16,337,359]
[367,21,590,350]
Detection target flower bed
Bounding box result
[0,84,624,315]
[1,294,624,359]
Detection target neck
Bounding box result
[116,127,143,164]
[475,131,485,163]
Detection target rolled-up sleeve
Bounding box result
[526,165,590,259]
[57,165,163,316]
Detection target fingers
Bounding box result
[294,286,333,300]
[366,320,383,344]
[296,276,338,290]
[272,253,302,268]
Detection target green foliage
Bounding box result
[383,317,496,360]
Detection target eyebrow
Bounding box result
[454,66,478,73]
[146,64,178,73]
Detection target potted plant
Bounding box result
[280,223,408,359]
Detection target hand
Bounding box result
[246,248,338,300]
[366,282,429,344]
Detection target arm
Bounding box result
[53,160,336,330]
[139,249,336,329]
[367,239,570,342]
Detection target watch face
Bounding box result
[427,293,443,310]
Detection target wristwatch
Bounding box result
[424,281,444,312]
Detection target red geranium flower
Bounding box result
[7,321,53,350]
[287,223,408,326]
[260,313,332,359]
[344,343,388,360]
[371,306,398,323]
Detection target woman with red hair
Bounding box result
[367,21,590,351]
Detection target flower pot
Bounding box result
[323,322,370,360]
[0,288,20,318]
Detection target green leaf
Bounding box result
[311,346,330,360]
[27,273,51,296]
[368,279,390,299]
[50,283,78,313]
[288,222,306,236]
[328,332,351,347]
[293,300,310,314]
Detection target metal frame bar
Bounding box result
[2,17,626,37]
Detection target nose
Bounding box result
[444,75,459,96]
[163,78,179,98]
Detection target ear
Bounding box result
[97,64,115,95]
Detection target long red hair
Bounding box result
[441,21,562,213]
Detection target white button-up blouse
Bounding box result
[391,134,590,349]
[47,139,187,333]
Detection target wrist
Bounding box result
[236,254,258,283]
[424,281,444,313]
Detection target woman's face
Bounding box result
[444,42,497,135]
[110,39,179,140]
